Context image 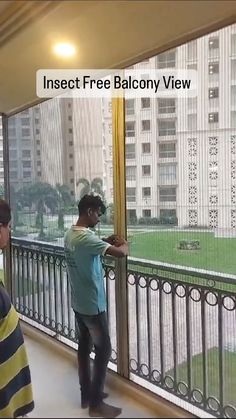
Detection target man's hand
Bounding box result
[113,237,127,246]
[103,234,126,246]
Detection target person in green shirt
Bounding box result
[64,194,128,418]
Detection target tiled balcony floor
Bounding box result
[25,335,156,418]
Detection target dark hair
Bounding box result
[78,194,106,216]
[0,200,11,225]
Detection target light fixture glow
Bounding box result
[53,43,76,57]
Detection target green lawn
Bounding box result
[129,231,236,276]
[168,348,236,408]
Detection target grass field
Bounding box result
[168,348,236,408]
[128,230,236,276]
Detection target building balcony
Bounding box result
[10,237,236,419]
[157,112,177,119]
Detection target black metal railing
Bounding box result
[11,238,236,418]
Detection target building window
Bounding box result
[126,187,136,202]
[9,150,17,158]
[208,112,219,123]
[142,120,151,131]
[37,150,40,156]
[22,161,31,168]
[141,98,150,109]
[231,86,236,104]
[69,153,73,158]
[70,179,74,184]
[70,166,73,171]
[126,144,135,159]
[22,150,31,158]
[36,140,40,145]
[158,119,176,136]
[158,98,175,114]
[10,171,17,179]
[8,117,16,126]
[68,115,72,121]
[10,160,18,168]
[23,171,31,178]
[231,111,236,128]
[187,97,197,111]
[125,121,135,137]
[37,171,41,177]
[69,141,73,146]
[157,50,176,68]
[22,128,30,136]
[142,187,151,197]
[187,114,197,131]
[231,34,236,56]
[209,87,219,99]
[143,209,151,218]
[36,128,40,134]
[209,37,219,50]
[142,143,151,154]
[8,128,16,137]
[68,103,72,108]
[69,128,73,134]
[159,164,176,184]
[160,209,176,218]
[187,63,197,71]
[187,40,197,61]
[35,118,40,124]
[126,166,136,181]
[209,62,219,74]
[37,161,41,166]
[159,187,176,202]
[125,99,135,115]
[159,142,176,158]
[232,60,236,77]
[21,118,30,125]
[142,165,151,176]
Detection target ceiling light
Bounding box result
[53,43,76,58]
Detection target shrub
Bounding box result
[160,216,178,225]
[178,240,200,250]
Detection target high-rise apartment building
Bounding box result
[8,107,40,189]
[102,24,236,232]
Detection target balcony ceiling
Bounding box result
[0,0,236,115]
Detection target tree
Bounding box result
[26,182,59,237]
[76,178,90,199]
[76,177,105,201]
[10,185,29,230]
[55,183,73,230]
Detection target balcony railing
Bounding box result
[11,237,236,418]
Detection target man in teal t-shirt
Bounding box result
[64,194,128,418]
